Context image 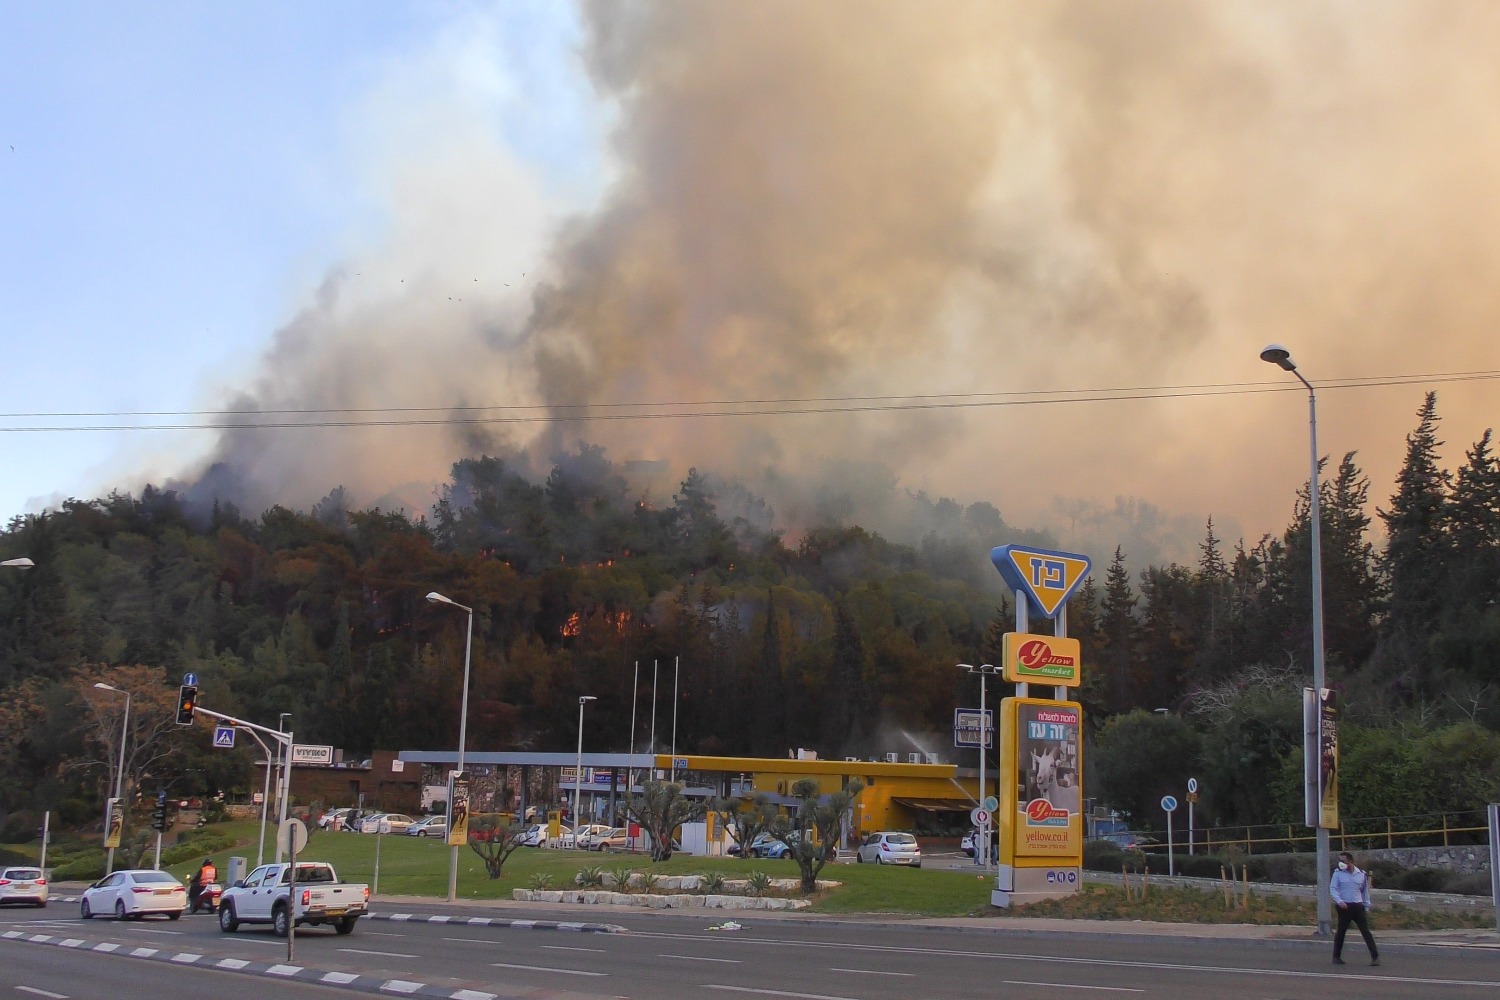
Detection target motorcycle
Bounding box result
[187,881,221,915]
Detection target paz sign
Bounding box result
[991,545,1092,619]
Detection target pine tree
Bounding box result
[1098,547,1137,713]
[751,590,786,756]
[1379,393,1451,643]
[1194,518,1232,679]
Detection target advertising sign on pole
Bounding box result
[290,744,333,766]
[1001,633,1083,687]
[103,797,124,849]
[1318,689,1340,830]
[446,771,470,847]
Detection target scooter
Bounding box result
[188,881,221,914]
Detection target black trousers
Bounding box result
[1333,902,1378,959]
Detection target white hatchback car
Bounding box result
[81,869,187,920]
[856,831,923,867]
[0,866,48,907]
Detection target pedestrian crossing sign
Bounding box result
[213,725,236,748]
[991,544,1092,619]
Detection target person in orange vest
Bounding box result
[189,857,218,913]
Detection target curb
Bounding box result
[368,912,626,934]
[0,929,527,1000]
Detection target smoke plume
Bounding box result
[185,1,1500,563]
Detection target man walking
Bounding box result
[1330,851,1379,966]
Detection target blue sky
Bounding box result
[1,1,599,523]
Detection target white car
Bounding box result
[359,812,416,834]
[563,824,613,849]
[519,823,571,847]
[856,831,922,867]
[80,870,187,920]
[0,866,48,907]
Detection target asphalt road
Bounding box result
[4,902,1498,999]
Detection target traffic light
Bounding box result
[175,685,198,726]
[152,791,168,832]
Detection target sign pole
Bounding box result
[1161,795,1178,877]
[1488,803,1498,932]
[978,671,987,872]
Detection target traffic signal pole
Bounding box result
[188,705,295,858]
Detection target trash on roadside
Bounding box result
[706,920,743,931]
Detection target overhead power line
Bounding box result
[1,369,1497,433]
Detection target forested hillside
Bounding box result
[2,393,1497,833]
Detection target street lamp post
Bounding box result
[1261,343,1332,937]
[93,682,132,875]
[574,696,597,842]
[2,557,35,569]
[426,592,474,903]
[958,663,998,871]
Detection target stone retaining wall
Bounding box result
[514,889,811,910]
[1359,845,1492,876]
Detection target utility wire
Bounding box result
[1,370,1497,433]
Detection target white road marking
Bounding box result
[830,969,913,977]
[631,931,1500,990]
[451,991,498,1000]
[16,988,69,999]
[125,928,183,936]
[491,963,607,977]
[661,954,742,964]
[540,945,607,953]
[442,936,493,944]
[320,973,359,984]
[363,930,406,937]
[338,947,418,958]
[381,981,423,994]
[1003,982,1145,993]
[703,987,860,1000]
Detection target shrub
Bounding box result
[701,871,726,894]
[1439,872,1492,896]
[1393,867,1445,892]
[1365,859,1405,885]
[1083,841,1124,871]
[637,871,660,894]
[0,847,30,866]
[574,866,605,888]
[609,867,636,891]
[51,855,105,881]
[526,872,553,890]
[745,870,772,897]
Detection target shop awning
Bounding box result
[891,797,974,813]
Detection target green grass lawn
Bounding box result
[179,824,1493,929]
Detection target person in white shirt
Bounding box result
[1329,851,1379,966]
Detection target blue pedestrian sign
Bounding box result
[183,672,198,687]
[1161,795,1178,812]
[212,725,236,749]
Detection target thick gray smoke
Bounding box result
[183,1,1500,562]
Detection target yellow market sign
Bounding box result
[1002,633,1082,687]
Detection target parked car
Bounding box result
[519,822,571,847]
[744,833,790,859]
[590,827,629,851]
[359,812,416,834]
[218,861,369,936]
[407,815,448,838]
[856,831,922,867]
[0,866,48,907]
[80,870,187,920]
[318,807,358,831]
[563,824,614,850]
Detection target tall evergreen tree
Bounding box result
[1379,392,1451,648]
[751,590,786,756]
[1098,547,1137,713]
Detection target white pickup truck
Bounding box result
[217,861,369,936]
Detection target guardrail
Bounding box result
[1131,808,1492,855]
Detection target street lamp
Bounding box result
[574,696,597,842]
[426,591,474,903]
[93,682,132,875]
[2,557,35,568]
[1261,342,1332,937]
[958,663,998,871]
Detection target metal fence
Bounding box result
[1136,808,1493,856]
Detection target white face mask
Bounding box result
[1337,862,1349,871]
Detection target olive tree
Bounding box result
[622,780,706,862]
[769,778,863,894]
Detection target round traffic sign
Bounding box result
[1187,777,1199,794]
[183,672,198,687]
[1161,795,1178,812]
[982,796,999,812]
[276,817,309,856]
[971,808,991,827]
